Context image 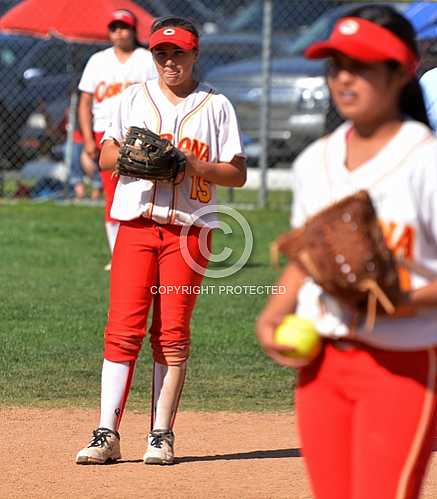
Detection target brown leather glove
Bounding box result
[272,190,402,328]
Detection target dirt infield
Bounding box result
[2,408,437,499]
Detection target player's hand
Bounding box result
[256,311,313,368]
[179,148,199,177]
[84,139,98,160]
[390,290,417,317]
[174,169,186,184]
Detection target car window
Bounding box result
[9,37,106,78]
[282,9,344,56]
[30,44,69,75]
[199,34,292,75]
[275,3,410,57]
[27,41,106,75]
[227,0,332,33]
[198,42,259,76]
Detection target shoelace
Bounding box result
[150,432,172,449]
[88,429,112,448]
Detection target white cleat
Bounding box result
[144,429,175,465]
[76,427,121,465]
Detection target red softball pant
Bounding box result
[94,131,118,223]
[104,218,211,366]
[296,341,437,499]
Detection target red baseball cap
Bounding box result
[149,27,198,51]
[108,9,137,29]
[305,17,417,75]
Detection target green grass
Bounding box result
[0,193,296,412]
[216,185,292,209]
[4,177,292,209]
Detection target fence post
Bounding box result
[0,163,4,198]
[64,90,78,199]
[258,0,273,208]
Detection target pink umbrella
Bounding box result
[0,0,154,44]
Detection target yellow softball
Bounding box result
[274,314,321,359]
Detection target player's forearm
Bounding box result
[79,115,94,143]
[99,140,120,170]
[187,156,246,187]
[78,95,94,142]
[259,263,307,319]
[408,280,437,308]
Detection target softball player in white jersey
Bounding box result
[257,5,437,499]
[78,9,157,268]
[76,16,246,466]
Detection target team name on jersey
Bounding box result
[94,81,136,103]
[160,133,212,203]
[161,133,210,161]
[381,221,415,290]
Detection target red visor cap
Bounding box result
[305,17,417,75]
[108,9,137,29]
[149,27,198,51]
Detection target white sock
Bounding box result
[105,221,120,254]
[152,362,186,431]
[99,359,132,431]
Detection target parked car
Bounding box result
[197,32,293,78]
[204,3,410,164]
[0,33,107,168]
[17,97,69,162]
[0,0,20,16]
[225,0,337,35]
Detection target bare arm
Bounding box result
[404,281,437,309]
[99,139,120,171]
[256,263,309,368]
[78,92,98,159]
[185,151,246,188]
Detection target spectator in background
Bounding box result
[420,67,437,131]
[68,112,101,202]
[78,9,157,270]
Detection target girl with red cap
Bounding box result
[257,5,437,499]
[76,16,246,466]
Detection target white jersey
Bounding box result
[292,120,437,350]
[103,79,245,228]
[78,47,157,132]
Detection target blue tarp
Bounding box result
[404,1,437,40]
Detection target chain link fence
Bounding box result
[0,0,433,203]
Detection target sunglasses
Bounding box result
[109,22,133,32]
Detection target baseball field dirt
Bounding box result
[3,408,437,498]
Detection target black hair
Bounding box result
[346,4,430,127]
[150,16,200,39]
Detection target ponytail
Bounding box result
[400,78,430,126]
